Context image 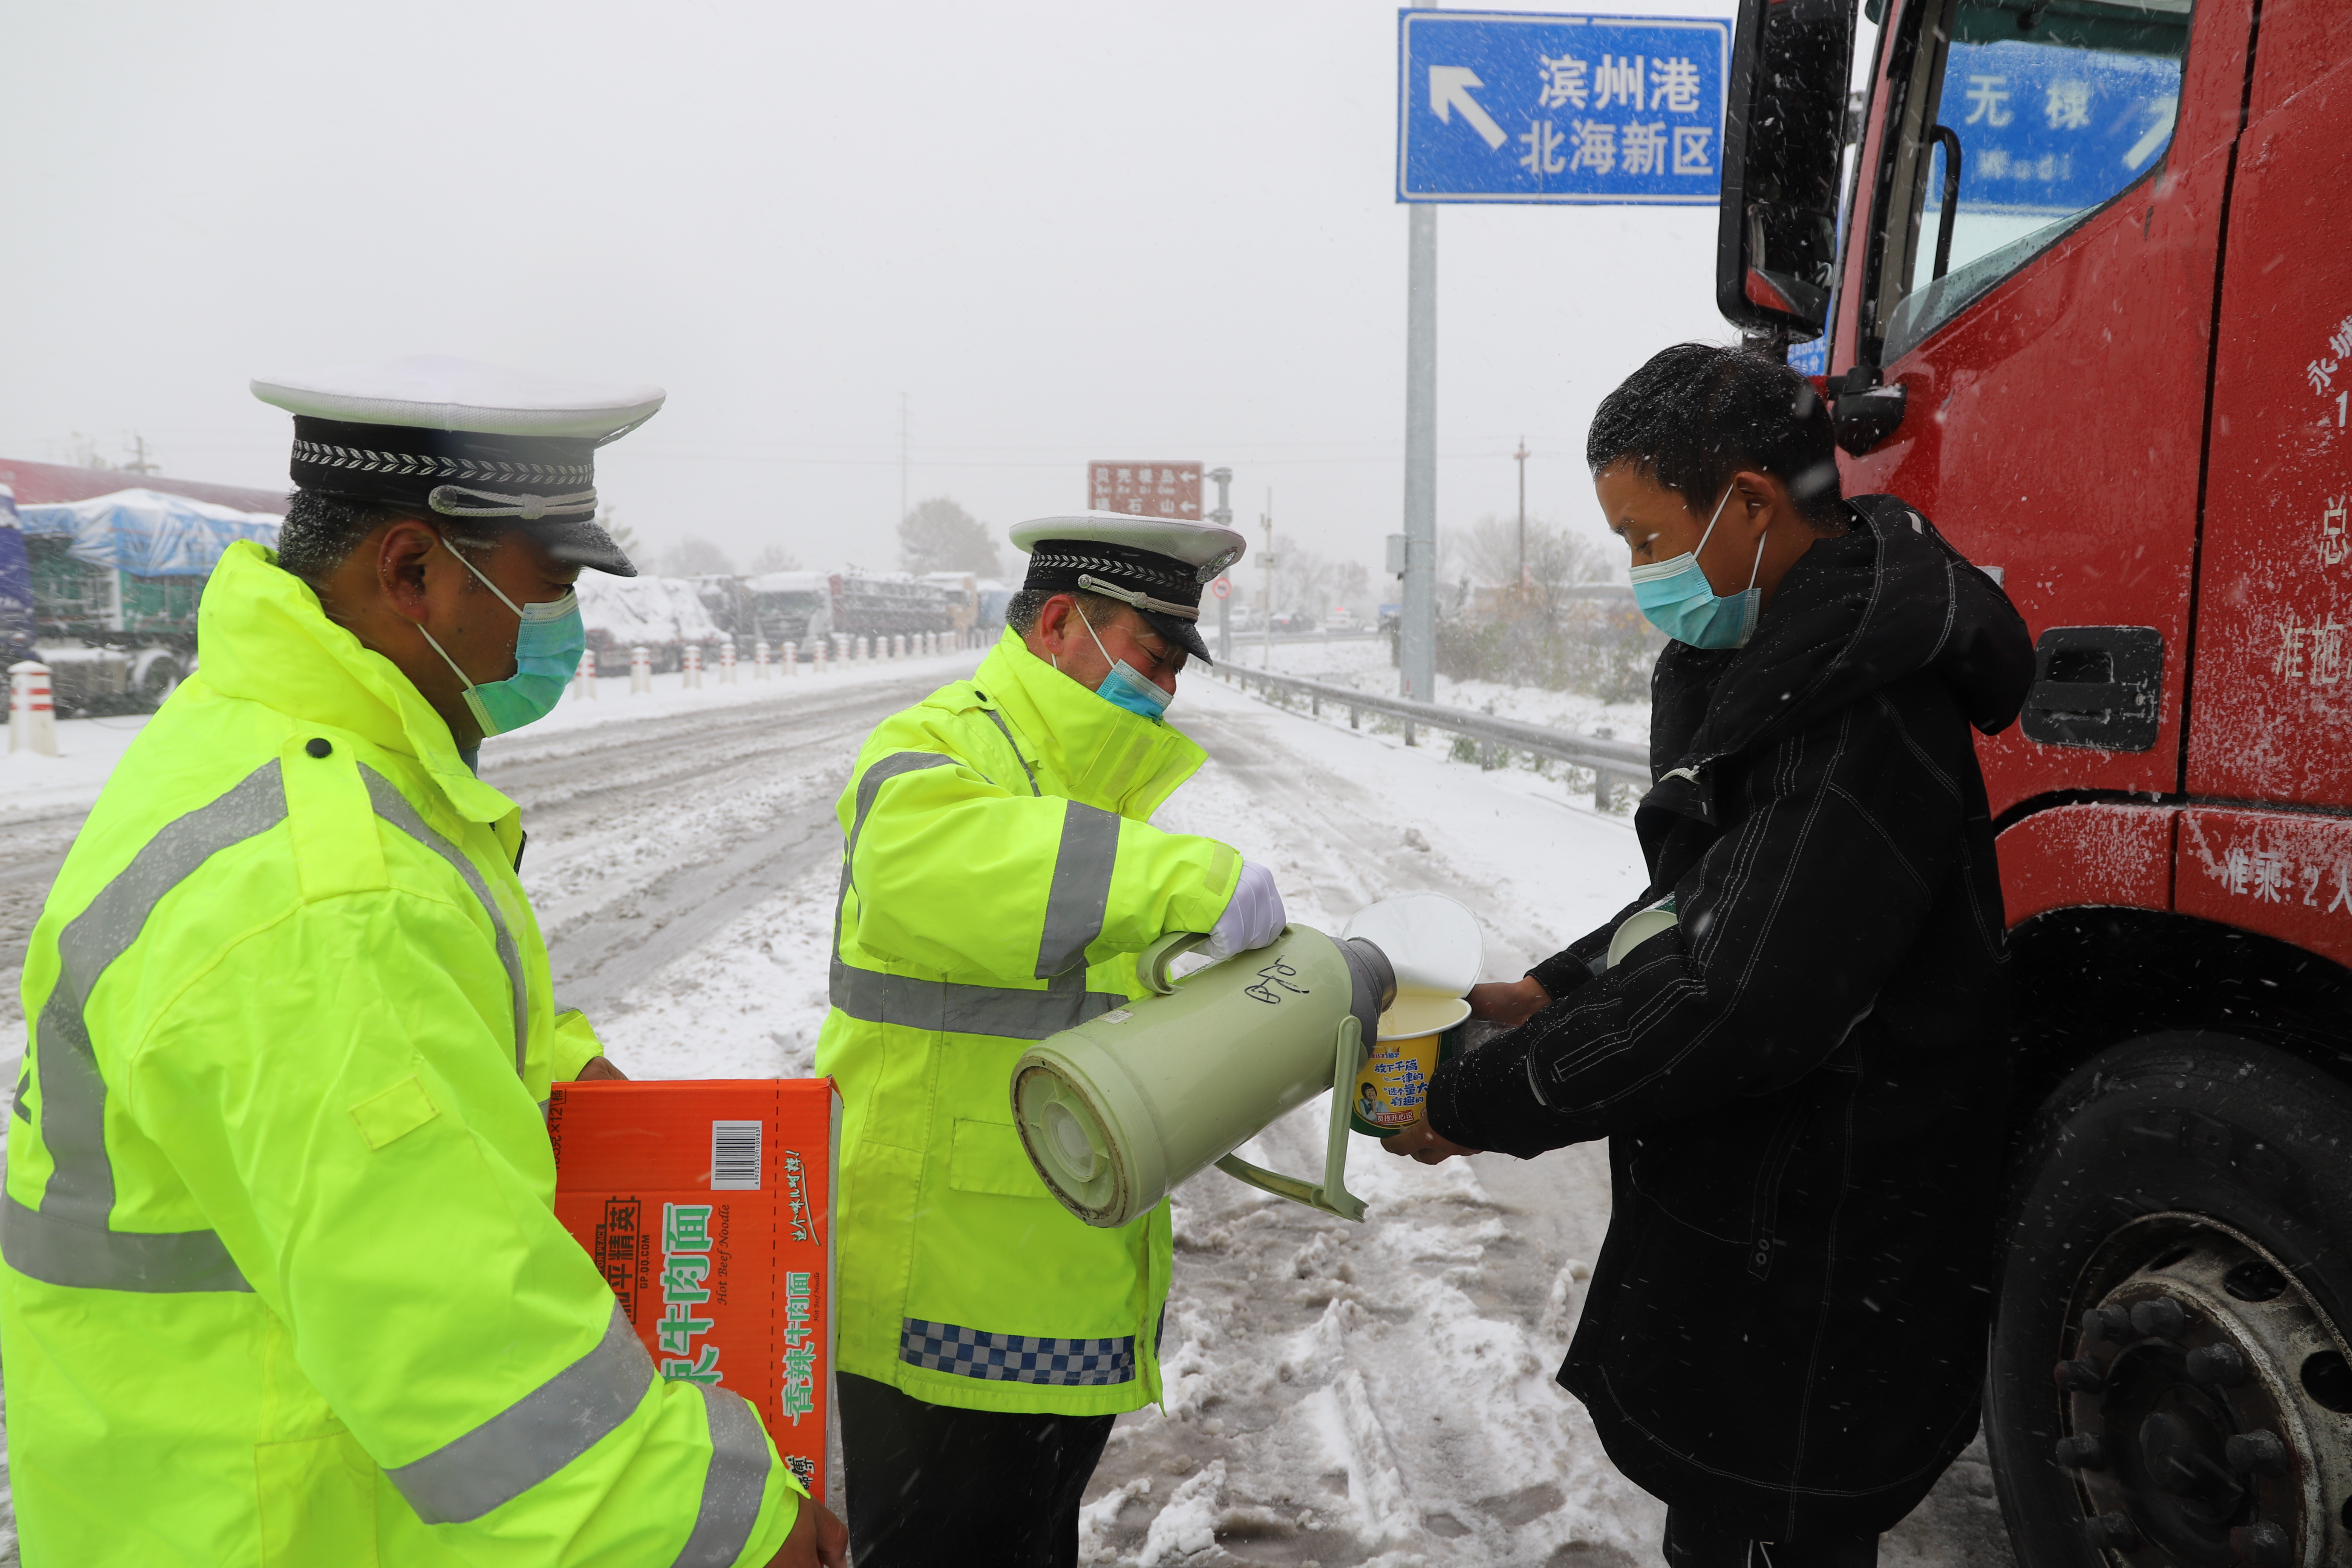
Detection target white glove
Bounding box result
[1202,861,1287,960]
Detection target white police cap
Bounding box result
[250,354,666,575]
[1009,511,1247,663]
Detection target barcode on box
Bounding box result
[711,1120,763,1190]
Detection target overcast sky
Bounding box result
[3,0,1740,593]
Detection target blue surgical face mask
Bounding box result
[1628,485,1768,649]
[1074,605,1174,721]
[416,539,585,737]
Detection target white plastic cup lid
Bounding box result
[1341,891,1483,998]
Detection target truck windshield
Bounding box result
[1876,0,2192,361]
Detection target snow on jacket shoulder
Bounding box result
[1426,497,2033,1539]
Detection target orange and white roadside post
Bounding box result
[9,661,58,757]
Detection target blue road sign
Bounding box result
[1397,10,1729,205]
[1928,40,2183,219]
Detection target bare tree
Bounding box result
[1335,560,1372,611]
[746,542,802,574]
[1274,547,1338,619]
[1447,513,1610,593]
[899,497,1000,576]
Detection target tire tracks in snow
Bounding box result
[481,672,949,1014]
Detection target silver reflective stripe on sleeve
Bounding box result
[1,761,286,1293]
[828,959,1127,1041]
[830,749,1124,1038]
[981,707,1042,797]
[671,1386,774,1568]
[848,751,958,864]
[1033,803,1119,979]
[360,767,530,1079]
[387,1300,654,1525]
[0,1191,253,1292]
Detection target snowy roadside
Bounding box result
[0,644,972,825]
[1221,636,1654,753]
[0,714,154,824]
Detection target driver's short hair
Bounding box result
[1586,343,1847,533]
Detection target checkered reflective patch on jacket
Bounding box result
[898,1318,1136,1385]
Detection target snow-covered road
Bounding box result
[0,642,2018,1566]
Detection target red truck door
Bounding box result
[2170,4,2352,963]
[1831,0,2253,827]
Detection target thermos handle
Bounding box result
[1212,1013,1370,1223]
[1138,930,1213,995]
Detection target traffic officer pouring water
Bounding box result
[818,512,1288,1567]
[0,355,845,1567]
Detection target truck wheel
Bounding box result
[133,652,182,709]
[1986,1031,2352,1567]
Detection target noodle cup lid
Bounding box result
[1342,892,1482,998]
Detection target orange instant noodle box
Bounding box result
[547,1078,841,1501]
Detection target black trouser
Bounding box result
[837,1370,1115,1568]
[1664,1508,1880,1568]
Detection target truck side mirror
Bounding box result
[1831,365,1908,455]
[1716,0,1856,339]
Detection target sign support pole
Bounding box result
[1400,202,1437,706]
[1208,466,1234,664]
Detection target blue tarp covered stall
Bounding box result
[0,485,34,665]
[21,488,282,638]
[19,487,281,576]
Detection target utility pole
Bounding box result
[125,432,159,476]
[1514,437,1531,588]
[1400,204,1437,703]
[1208,467,1234,664]
[1261,490,1275,667]
[897,392,910,525]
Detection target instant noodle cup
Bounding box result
[1350,990,1472,1135]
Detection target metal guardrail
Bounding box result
[1224,628,1385,645]
[1215,662,1650,807]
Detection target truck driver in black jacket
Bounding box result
[1384,343,2035,1567]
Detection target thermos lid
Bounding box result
[1340,892,1482,998]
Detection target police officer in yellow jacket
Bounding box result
[819,512,1286,1566]
[0,357,845,1568]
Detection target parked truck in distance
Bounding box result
[1721,0,2352,1558]
[693,568,993,657]
[1,461,285,717]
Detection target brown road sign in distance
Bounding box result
[1088,462,1202,520]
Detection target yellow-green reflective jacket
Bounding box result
[0,544,799,1567]
[815,630,1240,1416]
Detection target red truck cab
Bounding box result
[1720,0,2352,1558]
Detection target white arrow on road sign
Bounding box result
[1427,66,1506,151]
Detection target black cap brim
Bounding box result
[528,516,637,576]
[1144,608,1212,665]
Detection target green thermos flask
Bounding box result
[1010,924,1396,1228]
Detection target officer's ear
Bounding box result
[1032,592,1079,656]
[377,521,443,625]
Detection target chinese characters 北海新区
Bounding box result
[1517,52,1710,182]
